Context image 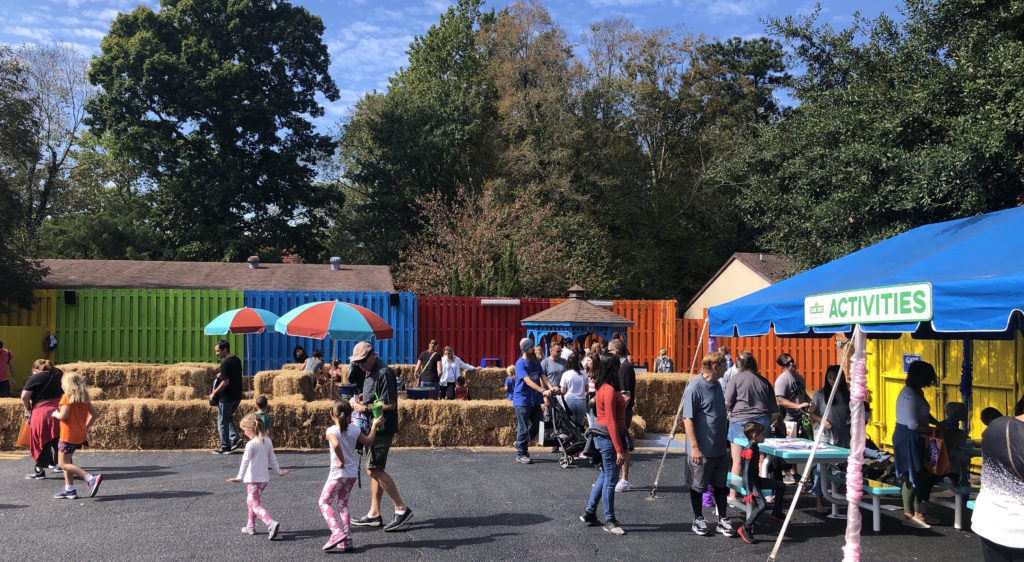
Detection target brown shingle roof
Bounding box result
[38,259,395,292]
[522,298,633,326]
[731,252,797,283]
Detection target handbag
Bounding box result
[209,378,220,406]
[924,429,950,475]
[16,419,31,448]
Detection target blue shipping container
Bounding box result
[243,291,417,373]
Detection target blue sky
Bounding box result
[1,0,906,127]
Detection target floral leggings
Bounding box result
[319,478,356,538]
[246,483,275,529]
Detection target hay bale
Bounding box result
[272,373,315,401]
[89,387,104,401]
[634,373,691,434]
[162,386,199,401]
[459,367,506,400]
[254,370,284,396]
[58,362,171,399]
[165,363,218,395]
[629,415,647,439]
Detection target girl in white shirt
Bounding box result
[228,413,289,539]
[320,400,382,551]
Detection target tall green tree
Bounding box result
[719,3,1024,268]
[331,0,496,265]
[85,0,341,262]
[0,47,46,312]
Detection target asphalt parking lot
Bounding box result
[0,447,982,561]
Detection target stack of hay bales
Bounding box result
[272,372,315,401]
[634,373,692,434]
[60,362,170,399]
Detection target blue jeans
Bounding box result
[217,399,241,450]
[585,435,621,522]
[419,381,440,399]
[565,397,586,427]
[515,405,543,456]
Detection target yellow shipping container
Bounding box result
[0,290,58,393]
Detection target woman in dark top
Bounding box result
[972,395,1024,561]
[19,359,64,479]
[892,360,941,528]
[293,345,308,365]
[414,340,441,399]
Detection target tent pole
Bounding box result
[648,317,709,500]
[768,329,858,562]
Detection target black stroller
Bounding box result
[546,393,587,468]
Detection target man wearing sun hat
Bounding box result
[513,337,552,464]
[347,341,413,532]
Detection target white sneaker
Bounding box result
[615,479,630,493]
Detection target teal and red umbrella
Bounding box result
[275,301,393,341]
[204,307,280,335]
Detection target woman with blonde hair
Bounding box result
[51,371,103,499]
[439,346,474,400]
[21,359,64,480]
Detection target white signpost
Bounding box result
[804,282,933,327]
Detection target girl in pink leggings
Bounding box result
[320,400,382,551]
[228,413,289,539]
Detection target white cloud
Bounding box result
[73,28,107,40]
[5,26,51,40]
[588,0,659,6]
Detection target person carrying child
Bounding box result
[228,413,289,539]
[320,400,384,551]
[255,395,273,438]
[737,421,787,544]
[51,371,103,499]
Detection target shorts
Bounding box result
[728,415,774,443]
[683,453,730,492]
[366,434,393,470]
[58,441,83,454]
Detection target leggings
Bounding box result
[901,469,935,514]
[319,478,356,538]
[246,483,275,529]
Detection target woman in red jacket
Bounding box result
[579,354,628,535]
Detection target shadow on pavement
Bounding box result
[406,512,551,530]
[94,490,211,502]
[0,504,28,509]
[358,532,519,552]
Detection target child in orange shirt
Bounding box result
[51,371,102,499]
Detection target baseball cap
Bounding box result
[350,341,374,363]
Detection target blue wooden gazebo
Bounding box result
[521,285,634,354]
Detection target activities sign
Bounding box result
[804,282,933,326]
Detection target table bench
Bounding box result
[825,469,901,532]
[726,472,778,519]
[930,480,978,530]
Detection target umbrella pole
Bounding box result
[246,333,251,399]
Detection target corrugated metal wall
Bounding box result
[55,289,245,364]
[675,315,836,390]
[417,297,552,368]
[244,291,417,372]
[0,290,58,391]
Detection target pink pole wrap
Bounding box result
[843,329,868,562]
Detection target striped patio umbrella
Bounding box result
[204,307,280,335]
[275,301,393,341]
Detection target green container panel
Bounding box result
[55,289,244,365]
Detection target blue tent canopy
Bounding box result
[709,206,1024,337]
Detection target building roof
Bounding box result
[521,287,633,326]
[38,259,395,292]
[684,252,797,312]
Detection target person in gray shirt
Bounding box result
[774,353,810,424]
[540,342,567,388]
[683,351,734,537]
[724,351,779,497]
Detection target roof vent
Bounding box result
[330,256,342,271]
[247,255,260,269]
[568,284,586,300]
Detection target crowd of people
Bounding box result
[14,335,1024,558]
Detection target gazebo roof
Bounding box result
[521,286,633,327]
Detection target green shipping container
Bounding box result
[55,289,244,365]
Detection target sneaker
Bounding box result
[384,508,413,532]
[212,448,231,455]
[322,530,344,551]
[54,488,78,500]
[231,438,245,451]
[615,479,630,493]
[603,520,625,535]
[337,539,353,551]
[580,512,599,526]
[551,446,561,453]
[267,521,280,540]
[902,515,931,529]
[352,514,383,527]
[692,516,712,536]
[738,525,757,544]
[240,526,255,535]
[716,518,736,537]
[87,474,103,498]
[49,465,63,473]
[25,471,45,480]
[782,475,797,485]
[515,455,532,464]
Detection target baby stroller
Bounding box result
[547,393,587,468]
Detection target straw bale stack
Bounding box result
[272,372,315,401]
[254,370,283,396]
[162,386,200,401]
[460,367,506,400]
[164,363,218,395]
[59,362,170,399]
[634,373,692,434]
